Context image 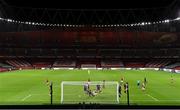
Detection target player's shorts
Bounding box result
[93,92,97,96]
[142,87,145,90]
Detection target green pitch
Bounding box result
[0,69,180,105]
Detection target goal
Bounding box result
[60,81,119,104]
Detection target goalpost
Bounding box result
[61,81,119,104]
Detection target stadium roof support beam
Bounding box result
[1,6,172,25]
[0,1,180,25]
[0,1,8,18]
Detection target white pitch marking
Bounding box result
[120,99,180,102]
[21,94,31,101]
[146,94,159,101]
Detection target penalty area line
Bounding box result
[146,94,159,101]
[21,94,32,101]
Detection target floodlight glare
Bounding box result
[7,19,12,22]
[175,17,180,20]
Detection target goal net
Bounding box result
[61,81,119,104]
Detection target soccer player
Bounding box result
[96,84,101,93]
[102,80,105,88]
[171,75,174,84]
[88,78,91,82]
[87,89,95,97]
[87,79,91,90]
[125,82,129,93]
[92,90,98,96]
[142,82,145,91]
[83,83,89,94]
[45,79,50,86]
[137,80,140,88]
[144,77,147,85]
[120,77,124,85]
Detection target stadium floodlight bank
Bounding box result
[61,81,119,104]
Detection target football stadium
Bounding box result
[0,0,180,109]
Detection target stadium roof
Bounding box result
[0,0,179,25]
[2,0,175,9]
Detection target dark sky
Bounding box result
[3,0,174,9]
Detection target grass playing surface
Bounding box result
[0,69,180,105]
